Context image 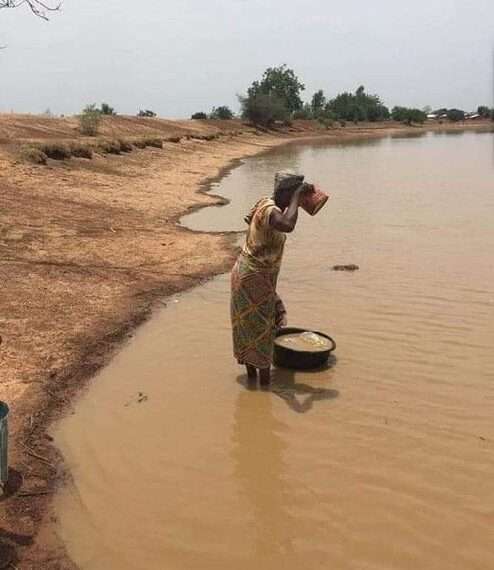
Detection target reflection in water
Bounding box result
[237,363,339,414]
[389,130,428,140]
[232,389,293,558]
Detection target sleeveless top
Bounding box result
[241,197,286,271]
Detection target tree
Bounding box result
[292,103,313,120]
[191,112,207,120]
[247,65,305,114]
[446,108,465,122]
[326,86,389,122]
[79,104,101,136]
[100,102,116,116]
[209,106,234,120]
[477,106,490,117]
[391,106,426,124]
[238,92,289,127]
[310,90,326,118]
[0,0,61,20]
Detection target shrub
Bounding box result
[70,143,93,159]
[165,136,181,143]
[238,92,290,127]
[142,136,163,148]
[39,142,71,160]
[318,117,334,129]
[118,138,133,152]
[190,133,218,141]
[96,139,121,154]
[209,106,234,120]
[20,146,48,165]
[79,104,101,136]
[339,120,346,127]
[191,112,208,120]
[137,109,157,118]
[132,138,147,149]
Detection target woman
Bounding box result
[230,170,309,386]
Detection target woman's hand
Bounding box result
[270,184,307,233]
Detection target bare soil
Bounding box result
[0,115,491,569]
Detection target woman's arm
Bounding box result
[269,186,305,233]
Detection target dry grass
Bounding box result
[19,145,48,164]
[118,138,133,152]
[38,142,72,160]
[70,142,93,159]
[95,139,122,155]
[141,136,163,148]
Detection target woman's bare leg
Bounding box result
[246,364,257,379]
[259,367,271,387]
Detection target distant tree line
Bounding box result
[68,67,494,131]
[237,66,406,127]
[236,65,493,128]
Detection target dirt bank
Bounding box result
[0,116,491,568]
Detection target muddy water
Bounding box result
[55,131,494,570]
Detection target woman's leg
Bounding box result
[246,364,257,379]
[259,367,271,386]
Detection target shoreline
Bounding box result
[0,119,491,568]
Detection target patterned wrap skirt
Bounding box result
[230,253,281,369]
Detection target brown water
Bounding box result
[54,131,494,570]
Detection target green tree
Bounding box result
[100,102,116,116]
[79,104,102,136]
[238,92,289,127]
[292,103,313,120]
[391,106,426,124]
[209,106,234,120]
[247,65,305,113]
[326,86,389,123]
[446,109,465,122]
[191,112,208,120]
[311,90,326,118]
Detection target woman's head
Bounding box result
[273,170,305,209]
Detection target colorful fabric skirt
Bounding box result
[230,254,279,369]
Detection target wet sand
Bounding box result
[54,130,494,569]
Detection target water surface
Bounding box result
[55,131,494,570]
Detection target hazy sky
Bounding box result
[1,0,493,117]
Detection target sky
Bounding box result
[1,0,493,117]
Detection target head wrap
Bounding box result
[274,170,304,197]
[244,171,305,225]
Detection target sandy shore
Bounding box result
[0,116,491,568]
